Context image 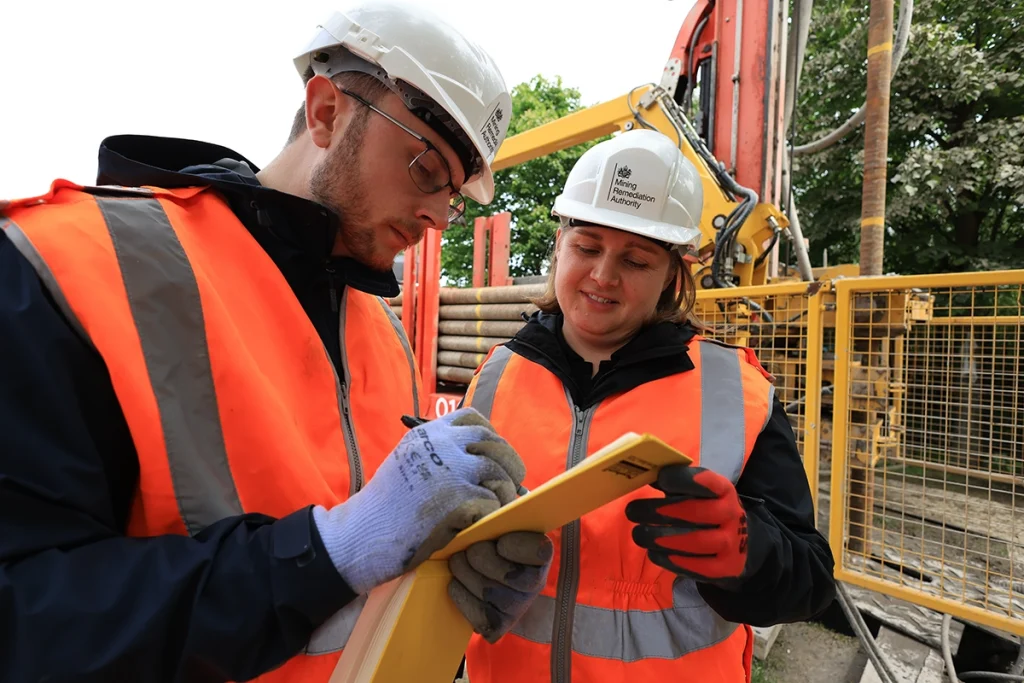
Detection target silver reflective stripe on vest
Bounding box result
[466,344,513,419]
[94,197,244,535]
[375,295,420,417]
[7,198,248,534]
[1,216,92,347]
[697,341,748,483]
[305,594,368,654]
[511,579,738,661]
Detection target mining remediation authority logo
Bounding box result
[479,104,506,156]
[606,164,657,211]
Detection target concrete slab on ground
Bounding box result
[858,625,947,683]
[753,624,783,661]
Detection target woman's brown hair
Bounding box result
[530,225,704,329]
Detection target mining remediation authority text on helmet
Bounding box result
[551,129,705,251]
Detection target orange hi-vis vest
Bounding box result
[462,337,775,683]
[0,180,425,682]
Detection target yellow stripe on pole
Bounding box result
[867,41,893,57]
[861,216,886,227]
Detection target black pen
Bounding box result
[401,414,429,428]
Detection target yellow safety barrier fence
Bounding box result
[830,270,1024,637]
[695,282,829,513]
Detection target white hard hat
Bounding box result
[294,1,511,205]
[551,129,704,251]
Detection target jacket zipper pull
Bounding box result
[326,266,339,313]
[250,200,273,228]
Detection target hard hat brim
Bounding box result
[552,197,703,250]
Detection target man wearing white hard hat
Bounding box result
[0,3,551,681]
[460,129,835,683]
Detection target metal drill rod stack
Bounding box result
[436,283,544,384]
[439,320,524,337]
[439,303,537,320]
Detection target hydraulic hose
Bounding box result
[943,613,1024,683]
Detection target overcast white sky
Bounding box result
[0,0,695,199]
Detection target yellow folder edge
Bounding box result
[330,432,692,683]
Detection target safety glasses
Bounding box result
[341,88,467,223]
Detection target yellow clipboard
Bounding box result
[329,431,691,683]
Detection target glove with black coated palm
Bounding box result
[625,465,761,587]
[448,531,553,643]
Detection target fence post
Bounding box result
[473,216,490,289]
[488,212,512,287]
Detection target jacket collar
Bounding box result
[506,311,698,409]
[96,134,399,297]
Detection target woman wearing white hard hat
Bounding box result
[457,129,836,683]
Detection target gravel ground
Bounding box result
[758,622,866,683]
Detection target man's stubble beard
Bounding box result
[309,118,393,272]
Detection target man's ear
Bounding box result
[305,76,355,149]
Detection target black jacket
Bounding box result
[503,311,836,627]
[0,135,401,682]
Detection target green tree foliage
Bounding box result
[440,76,609,286]
[792,0,1024,274]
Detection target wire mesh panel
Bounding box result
[695,282,826,509]
[831,272,1024,636]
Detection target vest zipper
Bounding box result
[331,275,363,495]
[339,381,362,494]
[552,393,598,683]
